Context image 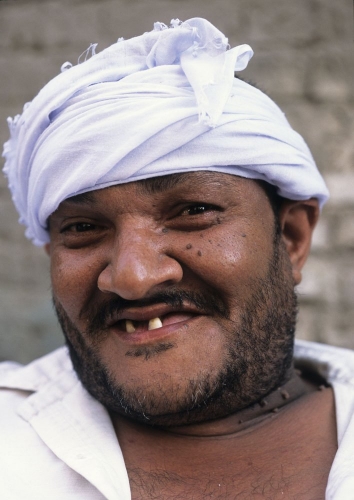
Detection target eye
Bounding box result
[61,222,96,233]
[181,204,216,216]
[58,220,107,249]
[167,202,223,231]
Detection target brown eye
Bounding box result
[184,204,214,216]
[75,223,95,232]
[188,205,206,215]
[62,222,95,233]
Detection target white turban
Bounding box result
[2,18,329,246]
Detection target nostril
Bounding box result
[97,249,184,300]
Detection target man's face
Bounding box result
[48,172,297,426]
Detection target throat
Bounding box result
[115,378,336,500]
[165,369,320,437]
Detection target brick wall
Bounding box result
[0,0,353,363]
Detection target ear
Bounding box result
[279,198,319,285]
[44,243,51,256]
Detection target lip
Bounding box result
[102,301,209,345]
[104,303,204,326]
[113,315,202,344]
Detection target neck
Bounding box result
[111,368,318,439]
[164,368,313,436]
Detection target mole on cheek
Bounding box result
[197,250,202,257]
[186,244,192,250]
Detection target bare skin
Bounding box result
[46,172,337,499]
[115,387,336,499]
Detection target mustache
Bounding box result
[82,289,230,338]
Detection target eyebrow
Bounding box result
[137,173,193,195]
[62,175,192,205]
[65,191,96,204]
[46,191,96,229]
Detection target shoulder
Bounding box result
[0,348,94,498]
[295,340,354,446]
[0,346,73,389]
[294,339,354,386]
[0,346,74,421]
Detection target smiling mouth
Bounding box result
[115,312,197,334]
[125,317,162,333]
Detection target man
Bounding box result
[1,18,353,499]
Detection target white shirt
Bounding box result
[1,340,354,499]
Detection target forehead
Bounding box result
[65,172,271,206]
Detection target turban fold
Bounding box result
[2,18,329,246]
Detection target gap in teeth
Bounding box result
[125,317,163,333]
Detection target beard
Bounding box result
[54,236,298,428]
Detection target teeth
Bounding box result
[125,320,136,333]
[148,317,163,330]
[125,317,163,332]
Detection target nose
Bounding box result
[97,224,183,300]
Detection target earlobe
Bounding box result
[279,199,319,285]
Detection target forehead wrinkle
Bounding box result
[136,171,241,196]
[55,171,245,219]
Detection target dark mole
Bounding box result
[162,228,168,234]
[197,250,202,256]
[238,419,243,424]
[186,244,192,250]
[241,233,246,238]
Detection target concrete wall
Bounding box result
[0,0,353,364]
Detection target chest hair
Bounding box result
[127,465,323,500]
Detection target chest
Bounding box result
[117,390,337,499]
[127,450,334,500]
[125,428,336,500]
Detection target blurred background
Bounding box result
[0,0,353,364]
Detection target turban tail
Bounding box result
[2,18,329,245]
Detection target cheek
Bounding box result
[50,250,101,318]
[179,223,274,296]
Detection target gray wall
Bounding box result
[0,0,353,364]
